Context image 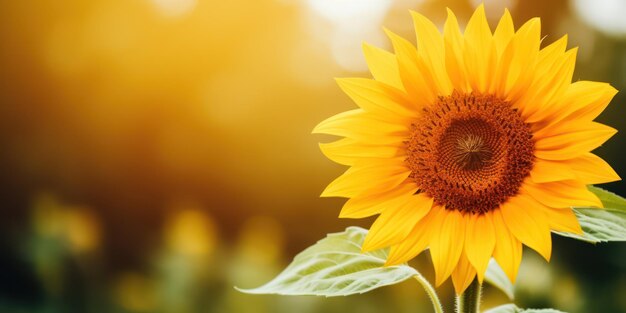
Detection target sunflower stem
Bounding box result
[413,275,444,313]
[455,278,482,313]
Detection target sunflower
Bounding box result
[313,5,619,294]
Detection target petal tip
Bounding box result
[311,122,326,135]
[337,209,349,218]
[384,257,399,267]
[320,185,339,198]
[476,271,485,284]
[538,245,552,262]
[409,10,425,21]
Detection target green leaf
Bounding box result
[236,226,423,297]
[484,259,514,300]
[484,304,567,313]
[554,187,626,243]
[588,186,626,210]
[484,304,517,313]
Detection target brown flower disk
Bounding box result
[405,91,535,214]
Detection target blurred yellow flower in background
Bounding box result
[314,5,619,294]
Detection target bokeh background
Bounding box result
[1,0,625,312]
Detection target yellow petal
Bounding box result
[451,251,477,295]
[430,209,466,286]
[494,17,540,99]
[523,47,578,123]
[321,161,410,198]
[530,158,576,183]
[410,10,453,96]
[501,194,552,261]
[312,109,408,144]
[535,122,617,160]
[385,206,440,265]
[544,81,618,127]
[493,9,514,56]
[335,77,416,120]
[319,138,402,166]
[523,35,568,111]
[545,207,583,234]
[523,179,603,208]
[339,182,418,218]
[385,28,435,108]
[534,116,613,138]
[444,8,469,92]
[492,209,523,283]
[464,4,496,93]
[465,213,496,283]
[565,85,618,122]
[362,43,403,90]
[362,193,434,251]
[564,152,621,184]
[537,35,569,65]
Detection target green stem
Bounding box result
[456,278,482,313]
[413,275,444,313]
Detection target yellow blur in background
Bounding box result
[1,0,625,312]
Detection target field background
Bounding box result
[0,0,625,312]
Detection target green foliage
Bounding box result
[484,304,518,313]
[555,186,626,243]
[484,304,567,313]
[237,226,423,297]
[588,186,626,209]
[484,259,514,300]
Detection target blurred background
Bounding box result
[0,0,625,312]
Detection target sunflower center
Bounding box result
[451,125,493,171]
[405,91,535,214]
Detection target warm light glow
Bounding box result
[469,0,517,20]
[165,206,217,257]
[304,0,393,71]
[151,0,197,18]
[237,216,285,265]
[572,0,626,36]
[64,209,101,253]
[330,27,387,72]
[307,0,391,24]
[32,194,100,253]
[1,1,623,310]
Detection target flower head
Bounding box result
[314,5,619,294]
